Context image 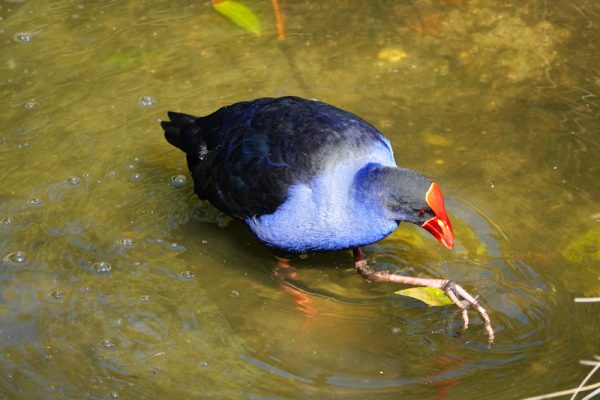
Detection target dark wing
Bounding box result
[163,96,392,219]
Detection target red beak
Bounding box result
[421,182,454,249]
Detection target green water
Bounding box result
[1,1,599,399]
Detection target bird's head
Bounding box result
[395,180,454,249]
[355,164,454,249]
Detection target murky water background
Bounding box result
[1,1,599,399]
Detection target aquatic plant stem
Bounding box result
[352,247,495,343]
[272,0,285,41]
[270,1,311,94]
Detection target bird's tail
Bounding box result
[161,111,207,156]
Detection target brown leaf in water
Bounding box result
[406,12,443,37]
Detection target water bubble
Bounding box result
[50,290,65,301]
[97,338,117,351]
[13,33,33,44]
[141,295,151,303]
[125,163,136,171]
[15,127,29,136]
[28,197,43,206]
[91,261,112,274]
[1,217,13,225]
[105,391,120,399]
[181,270,195,280]
[4,251,27,264]
[129,173,141,182]
[167,242,185,251]
[24,101,37,110]
[107,171,118,178]
[118,238,135,247]
[64,176,81,186]
[198,361,209,369]
[114,318,123,327]
[132,156,141,163]
[169,174,187,188]
[138,96,156,108]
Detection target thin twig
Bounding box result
[523,381,600,400]
[582,387,600,400]
[575,297,600,303]
[582,361,600,367]
[570,361,600,400]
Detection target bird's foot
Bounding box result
[352,247,495,343]
[439,279,494,343]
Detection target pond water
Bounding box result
[1,0,599,399]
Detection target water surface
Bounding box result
[1,1,599,399]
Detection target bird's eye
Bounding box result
[418,208,425,214]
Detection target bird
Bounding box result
[161,96,493,341]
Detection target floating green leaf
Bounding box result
[212,0,261,37]
[395,287,453,306]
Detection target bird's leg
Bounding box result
[276,256,291,268]
[272,256,317,330]
[274,256,298,279]
[352,247,495,343]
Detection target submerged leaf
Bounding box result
[212,0,261,37]
[107,51,140,67]
[378,47,407,62]
[395,287,453,306]
[423,131,453,147]
[562,227,600,263]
